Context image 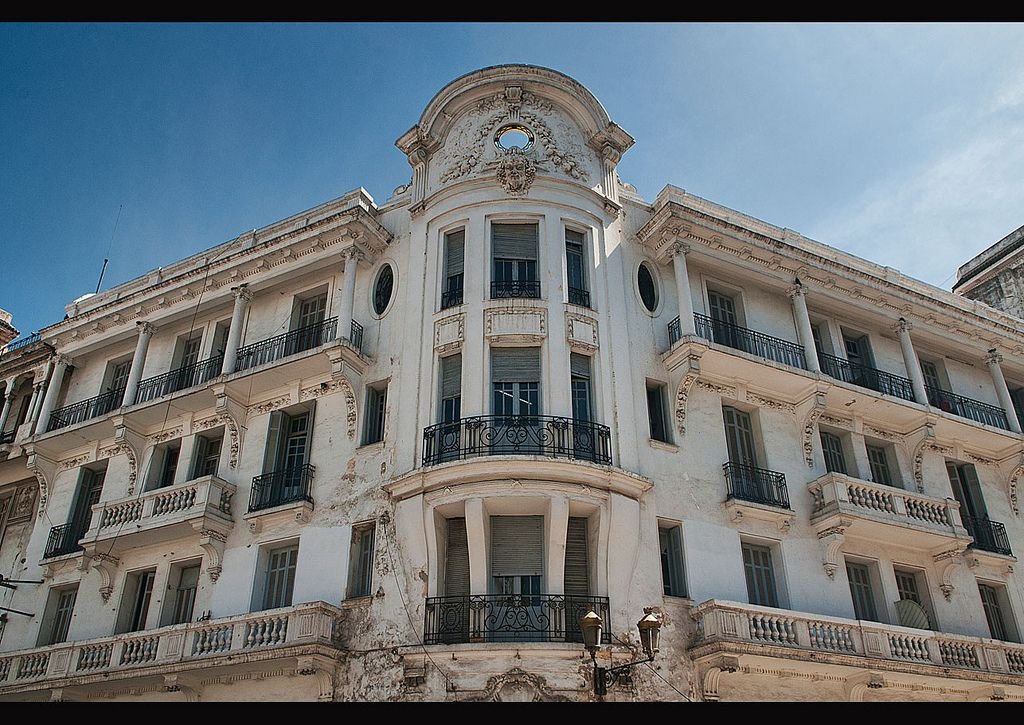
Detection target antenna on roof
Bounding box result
[95,204,123,294]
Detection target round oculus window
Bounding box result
[373,263,395,316]
[494,124,534,152]
[637,262,659,313]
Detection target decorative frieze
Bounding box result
[484,308,547,344]
[566,313,598,352]
[300,375,358,440]
[434,313,465,354]
[747,393,795,414]
[247,395,292,418]
[150,427,183,444]
[801,394,827,468]
[694,380,736,398]
[7,484,37,524]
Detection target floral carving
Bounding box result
[748,394,795,413]
[8,484,37,523]
[300,376,358,440]
[150,427,183,444]
[675,372,700,436]
[694,380,736,397]
[802,403,826,468]
[61,454,91,470]
[247,395,292,418]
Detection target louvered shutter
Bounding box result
[441,354,462,400]
[959,464,989,518]
[570,352,591,378]
[563,517,590,596]
[491,347,541,383]
[444,518,470,596]
[263,410,285,473]
[490,515,543,577]
[445,230,465,277]
[492,223,538,260]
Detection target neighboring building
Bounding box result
[955,224,1024,320]
[0,65,1023,702]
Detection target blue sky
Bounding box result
[2,22,1023,339]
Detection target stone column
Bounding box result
[0,378,16,434]
[337,250,361,343]
[122,321,155,407]
[27,359,54,433]
[601,145,621,204]
[985,349,1022,434]
[787,282,820,373]
[670,243,696,337]
[36,354,71,434]
[221,284,253,374]
[895,318,928,406]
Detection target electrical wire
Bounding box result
[608,629,693,701]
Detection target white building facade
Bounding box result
[1,65,1023,702]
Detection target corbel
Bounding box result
[817,523,848,579]
[932,544,968,601]
[296,655,336,702]
[672,351,703,437]
[24,445,57,515]
[699,655,739,702]
[89,553,120,602]
[163,674,199,702]
[799,391,828,468]
[197,529,228,582]
[843,671,886,702]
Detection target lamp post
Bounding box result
[580,607,662,697]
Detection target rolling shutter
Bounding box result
[490,515,543,577]
[441,354,462,400]
[445,230,465,278]
[491,347,541,383]
[492,223,538,260]
[564,517,590,596]
[570,352,591,378]
[444,518,470,597]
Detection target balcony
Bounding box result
[807,473,970,552]
[491,280,541,299]
[0,601,344,696]
[925,385,1010,431]
[818,352,916,402]
[722,462,792,528]
[671,313,807,370]
[690,599,1024,689]
[249,464,315,514]
[0,332,41,356]
[421,415,612,467]
[79,476,236,556]
[134,355,224,405]
[568,286,591,308]
[441,277,464,309]
[962,515,1014,558]
[47,387,125,433]
[423,594,611,645]
[43,522,85,560]
[234,317,338,373]
[348,319,364,354]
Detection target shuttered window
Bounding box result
[723,407,758,467]
[979,583,1011,641]
[128,570,156,632]
[492,223,539,298]
[490,515,543,579]
[819,431,847,475]
[442,230,465,309]
[444,518,470,597]
[742,543,778,607]
[171,565,200,625]
[565,229,589,307]
[660,525,686,597]
[48,587,78,645]
[646,382,669,443]
[440,354,462,423]
[866,445,893,486]
[846,561,878,621]
[364,384,388,444]
[264,545,298,610]
[492,223,538,260]
[570,353,592,422]
[946,462,988,520]
[491,348,540,417]
[564,517,590,596]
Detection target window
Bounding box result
[819,431,847,475]
[441,230,465,309]
[117,568,157,633]
[565,517,591,596]
[845,560,879,622]
[946,461,989,526]
[263,544,298,610]
[104,358,132,408]
[440,355,462,424]
[565,229,589,307]
[920,359,943,391]
[707,289,742,349]
[373,263,395,316]
[742,542,778,607]
[978,582,1018,642]
[637,262,659,313]
[163,561,201,626]
[69,465,105,541]
[191,432,223,479]
[289,291,328,354]
[723,406,757,467]
[147,441,181,490]
[348,523,376,598]
[659,524,687,598]
[363,382,388,445]
[444,518,470,597]
[842,332,873,369]
[39,585,78,646]
[894,567,933,629]
[570,353,592,423]
[491,348,541,418]
[491,222,539,299]
[490,515,543,596]
[866,444,895,487]
[646,381,670,443]
[257,404,315,510]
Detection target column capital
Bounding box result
[786,282,806,300]
[231,284,254,302]
[985,348,1003,365]
[668,241,691,258]
[136,320,156,336]
[341,248,364,263]
[893,317,913,335]
[51,353,72,368]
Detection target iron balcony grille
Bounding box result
[963,515,1013,557]
[668,316,682,346]
[423,594,611,645]
[723,461,791,510]
[693,313,806,369]
[248,463,315,513]
[441,277,464,309]
[44,523,85,559]
[1,332,41,356]
[234,317,337,373]
[490,280,541,299]
[924,385,1010,430]
[818,352,916,402]
[568,286,591,308]
[134,355,224,405]
[47,387,126,432]
[422,415,612,467]
[349,319,363,354]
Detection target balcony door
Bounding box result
[439,517,471,644]
[490,347,541,455]
[490,515,543,641]
[173,335,203,391]
[724,407,767,502]
[71,467,105,540]
[436,354,462,463]
[289,292,328,354]
[842,333,879,390]
[261,406,314,507]
[491,223,539,298]
[708,290,740,350]
[946,462,992,549]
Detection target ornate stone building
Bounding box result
[955,224,1024,321]
[0,65,1023,702]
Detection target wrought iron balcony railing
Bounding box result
[568,286,591,308]
[693,313,806,369]
[723,462,791,510]
[668,316,682,346]
[962,515,1013,557]
[491,280,541,299]
[248,464,315,513]
[348,319,363,353]
[423,594,611,645]
[1,332,41,356]
[47,387,126,432]
[818,352,916,402]
[43,522,85,559]
[441,276,464,309]
[924,385,1010,430]
[422,415,612,467]
[134,355,224,405]
[234,318,337,373]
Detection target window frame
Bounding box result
[659,522,687,598]
[362,381,389,445]
[348,522,377,599]
[646,380,671,444]
[741,540,780,608]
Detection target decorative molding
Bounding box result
[565,313,599,352]
[864,426,902,442]
[60,453,92,470]
[673,352,702,436]
[700,656,739,702]
[1009,460,1023,516]
[296,656,336,702]
[801,393,827,468]
[496,147,536,195]
[484,308,547,344]
[300,374,358,441]
[912,427,948,493]
[198,530,227,582]
[150,426,183,444]
[817,525,847,579]
[247,395,292,418]
[819,413,853,429]
[694,379,736,398]
[7,484,37,523]
[463,667,570,702]
[433,313,465,354]
[747,393,795,414]
[90,553,120,602]
[933,545,968,601]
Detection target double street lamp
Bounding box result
[579,608,662,696]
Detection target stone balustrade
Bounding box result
[690,599,1024,677]
[0,601,344,690]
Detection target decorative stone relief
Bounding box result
[8,484,37,523]
[912,428,948,493]
[98,443,138,495]
[61,454,91,470]
[496,147,536,195]
[933,546,968,600]
[694,380,736,398]
[247,395,292,418]
[700,656,739,702]
[817,526,847,579]
[1008,461,1023,516]
[150,426,183,444]
[464,667,569,702]
[90,554,120,602]
[434,313,465,354]
[484,308,546,344]
[747,393,795,413]
[865,426,901,442]
[819,413,853,429]
[198,530,227,582]
[566,313,599,352]
[300,375,359,440]
[802,398,827,468]
[673,353,703,436]
[195,412,240,469]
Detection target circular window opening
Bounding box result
[637,262,659,313]
[494,124,534,152]
[373,264,395,316]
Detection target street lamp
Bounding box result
[580,607,662,697]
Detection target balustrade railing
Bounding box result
[818,353,915,402]
[422,415,612,467]
[491,280,541,299]
[423,594,611,645]
[441,278,464,309]
[723,462,790,509]
[249,464,315,513]
[694,313,806,369]
[962,515,1013,557]
[568,286,590,308]
[134,355,224,404]
[924,385,1010,430]
[668,316,682,346]
[47,387,126,432]
[43,522,85,559]
[234,317,337,373]
[1,332,41,356]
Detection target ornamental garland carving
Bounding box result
[1009,463,1023,516]
[300,376,359,440]
[675,371,700,437]
[802,400,826,468]
[150,427,183,444]
[694,380,736,398]
[819,414,853,429]
[98,443,138,494]
[61,454,91,470]
[193,414,240,468]
[463,667,570,703]
[247,395,292,418]
[912,435,950,493]
[30,469,48,515]
[865,426,901,442]
[747,393,795,414]
[8,484,37,523]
